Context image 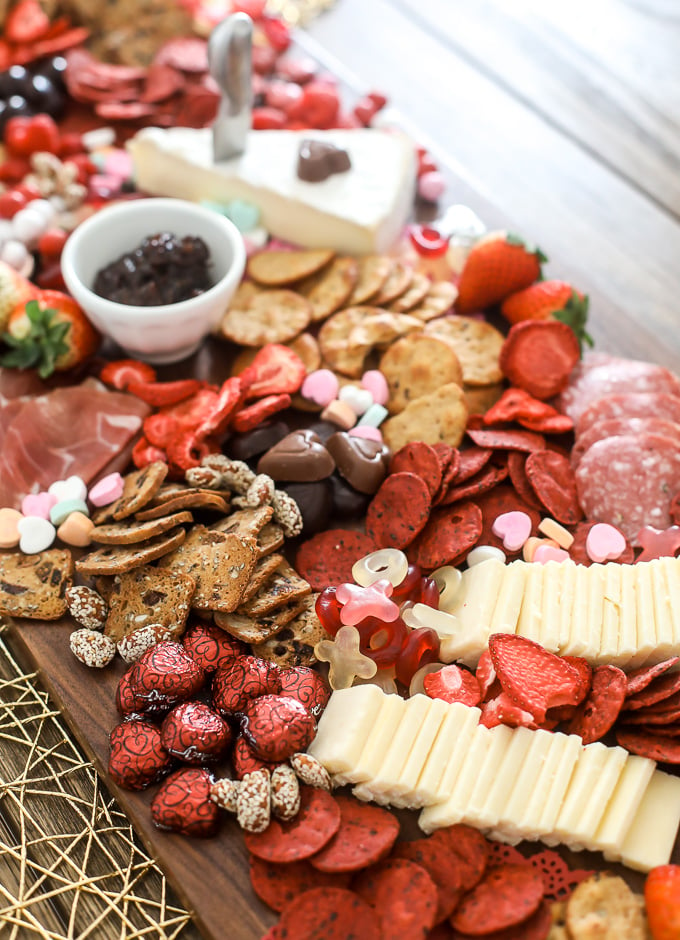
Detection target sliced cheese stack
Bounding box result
[308,686,680,872]
[436,555,680,670]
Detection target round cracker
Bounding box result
[347,255,393,305]
[349,311,422,348]
[221,289,312,346]
[387,272,431,312]
[410,281,459,321]
[372,260,413,306]
[298,256,359,322]
[318,306,374,378]
[247,249,335,286]
[381,382,468,451]
[379,333,464,414]
[287,332,321,372]
[424,314,504,385]
[566,874,647,939]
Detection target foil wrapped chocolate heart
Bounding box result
[232,733,279,780]
[325,431,390,495]
[212,654,282,715]
[126,641,205,717]
[108,719,171,790]
[161,701,232,764]
[279,665,331,718]
[257,430,335,482]
[151,767,219,837]
[182,620,246,673]
[241,694,316,762]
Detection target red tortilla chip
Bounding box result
[623,670,680,711]
[278,887,381,940]
[524,449,583,525]
[438,461,508,506]
[366,472,432,550]
[389,442,443,499]
[450,899,553,940]
[625,657,680,698]
[466,428,546,453]
[451,446,492,484]
[474,485,542,559]
[615,727,680,764]
[451,863,545,935]
[354,858,438,940]
[620,705,680,726]
[567,521,634,567]
[310,797,399,873]
[244,787,341,863]
[295,529,377,591]
[566,665,627,744]
[506,451,543,511]
[414,501,483,571]
[249,856,350,912]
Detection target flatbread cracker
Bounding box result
[381,382,468,451]
[90,511,193,544]
[256,522,285,558]
[238,560,311,617]
[134,488,230,520]
[93,461,168,523]
[0,549,73,620]
[566,874,648,939]
[349,311,422,349]
[424,314,504,385]
[247,249,334,286]
[214,596,308,645]
[287,332,321,372]
[239,553,286,604]
[104,565,196,641]
[221,289,312,346]
[76,527,187,576]
[210,505,274,540]
[387,272,431,312]
[347,255,393,305]
[252,593,325,667]
[298,256,359,322]
[379,333,464,414]
[409,281,458,321]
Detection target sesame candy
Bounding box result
[70,629,116,668]
[65,585,108,630]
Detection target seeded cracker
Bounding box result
[317,306,373,378]
[424,314,504,385]
[381,382,468,452]
[247,249,335,286]
[253,594,326,667]
[565,874,648,939]
[298,256,359,322]
[238,560,311,617]
[90,511,193,544]
[210,505,274,539]
[379,333,464,414]
[372,260,413,306]
[256,523,286,558]
[157,525,256,613]
[104,565,196,642]
[214,596,308,645]
[134,488,230,520]
[92,461,168,523]
[75,528,187,577]
[239,553,286,604]
[221,289,312,346]
[408,280,458,321]
[0,550,73,620]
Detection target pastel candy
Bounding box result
[49,475,87,503]
[50,498,90,526]
[348,426,383,443]
[17,516,56,553]
[301,369,339,408]
[586,522,627,564]
[492,510,532,552]
[360,370,389,406]
[356,403,388,428]
[467,545,506,567]
[88,472,124,507]
[523,536,558,562]
[21,491,57,519]
[320,399,356,430]
[314,625,377,690]
[533,544,570,564]
[0,507,23,548]
[57,511,94,547]
[227,199,261,233]
[338,385,373,416]
[636,525,680,563]
[418,170,447,203]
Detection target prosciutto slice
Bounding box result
[0,379,150,509]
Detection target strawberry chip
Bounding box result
[466,428,546,453]
[480,691,536,729]
[309,796,399,873]
[244,787,341,863]
[389,442,443,499]
[366,472,432,550]
[239,344,307,400]
[353,857,438,940]
[450,863,545,936]
[249,856,350,912]
[482,387,563,426]
[231,393,292,433]
[295,529,377,592]
[625,657,680,698]
[489,634,584,723]
[414,501,483,571]
[566,664,627,744]
[423,664,482,707]
[524,449,583,525]
[278,887,381,940]
[475,650,497,699]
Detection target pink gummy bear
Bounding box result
[336,579,400,626]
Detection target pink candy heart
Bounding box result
[348,426,383,443]
[21,491,57,519]
[360,370,389,406]
[533,544,570,565]
[301,369,339,408]
[585,523,627,563]
[491,510,532,552]
[88,472,124,507]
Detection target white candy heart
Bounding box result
[17,515,56,554]
[49,475,87,503]
[338,385,374,416]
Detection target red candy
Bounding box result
[241,694,316,762]
[233,734,278,779]
[160,701,232,764]
[122,641,205,717]
[182,620,245,673]
[315,586,344,637]
[278,665,331,718]
[151,767,219,838]
[395,627,440,687]
[212,655,282,714]
[356,615,409,668]
[108,719,171,790]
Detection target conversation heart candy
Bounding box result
[356,403,388,429]
[533,544,570,564]
[360,370,389,406]
[49,475,87,503]
[320,399,357,429]
[301,369,339,407]
[57,511,94,547]
[21,491,57,519]
[585,522,627,563]
[338,384,373,416]
[17,516,56,553]
[88,472,124,507]
[348,426,383,443]
[0,507,22,548]
[50,498,89,527]
[491,510,532,552]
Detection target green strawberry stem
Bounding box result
[0,299,71,378]
[553,291,594,356]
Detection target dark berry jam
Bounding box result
[93,232,213,306]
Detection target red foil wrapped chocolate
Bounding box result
[182,620,245,673]
[232,733,279,780]
[128,641,205,716]
[160,701,232,764]
[242,694,316,762]
[150,767,219,837]
[212,655,282,715]
[278,665,331,718]
[108,719,171,790]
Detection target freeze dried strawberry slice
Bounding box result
[132,435,166,469]
[239,344,306,399]
[424,664,482,707]
[499,320,581,401]
[194,376,244,439]
[5,0,50,44]
[483,387,564,427]
[475,650,497,699]
[488,634,583,723]
[127,378,203,407]
[100,358,157,389]
[231,393,291,433]
[480,691,536,729]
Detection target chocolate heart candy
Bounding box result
[227,419,290,462]
[212,654,282,715]
[280,480,333,536]
[161,700,232,764]
[257,430,335,482]
[108,719,171,790]
[151,767,219,837]
[326,432,390,495]
[297,138,351,182]
[279,665,331,718]
[126,641,205,717]
[241,694,316,762]
[182,620,246,673]
[329,473,371,519]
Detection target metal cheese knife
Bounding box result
[208,12,253,163]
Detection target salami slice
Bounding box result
[571,416,680,468]
[576,391,680,437]
[575,433,680,542]
[558,359,680,423]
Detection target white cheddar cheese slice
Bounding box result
[635,561,659,667]
[556,559,577,655]
[336,692,405,786]
[515,733,580,842]
[390,697,449,807]
[550,742,612,846]
[538,560,567,653]
[515,562,544,644]
[487,559,527,636]
[353,694,432,805]
[459,725,515,829]
[562,564,591,657]
[594,755,655,858]
[599,563,622,665]
[413,703,480,808]
[658,556,680,646]
[128,127,417,255]
[650,559,677,661]
[471,725,532,831]
[619,770,680,872]
[307,685,384,775]
[440,559,506,666]
[419,725,492,833]
[491,729,554,844]
[618,563,640,667]
[585,563,606,662]
[565,744,627,850]
[533,733,582,838]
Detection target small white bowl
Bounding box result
[61,197,246,364]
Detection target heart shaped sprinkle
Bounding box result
[491,510,532,552]
[585,522,627,563]
[21,491,57,519]
[17,515,56,554]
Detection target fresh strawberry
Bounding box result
[500,279,593,352]
[455,230,546,314]
[4,0,50,44]
[0,260,39,332]
[645,865,680,940]
[1,290,100,377]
